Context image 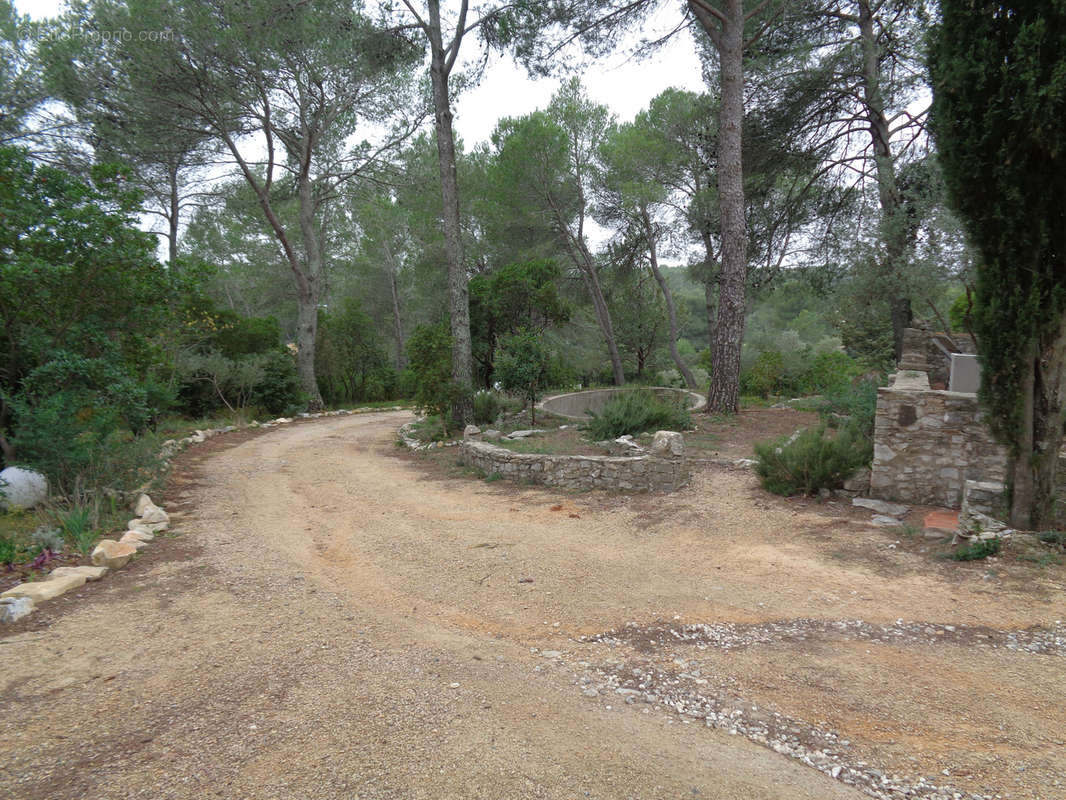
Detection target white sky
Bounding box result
[14,0,707,148]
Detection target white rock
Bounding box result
[126,520,155,538]
[119,531,151,549]
[0,596,35,623]
[48,565,108,581]
[871,515,903,527]
[463,424,481,439]
[650,430,685,458]
[0,466,48,510]
[852,497,910,517]
[131,519,168,533]
[506,429,544,439]
[139,505,169,524]
[1,573,87,602]
[133,493,156,516]
[91,539,138,569]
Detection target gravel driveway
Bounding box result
[1,411,1063,800]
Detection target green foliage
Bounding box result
[754,424,871,496]
[805,351,864,395]
[819,377,880,440]
[407,322,466,435]
[742,351,785,398]
[316,300,397,405]
[0,534,17,566]
[584,389,691,440]
[930,1,1066,453]
[0,147,178,496]
[1038,530,1066,546]
[55,506,95,555]
[469,259,570,386]
[31,525,65,554]
[495,329,552,424]
[472,391,502,426]
[948,290,976,333]
[950,538,1001,562]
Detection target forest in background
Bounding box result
[0,0,981,508]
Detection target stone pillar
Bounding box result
[897,327,929,372]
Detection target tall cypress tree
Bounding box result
[930,0,1066,528]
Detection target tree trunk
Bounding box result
[295,173,325,411]
[858,0,912,358]
[1009,314,1066,529]
[553,198,626,385]
[427,0,473,425]
[383,242,406,370]
[584,257,626,386]
[642,207,697,389]
[167,158,180,267]
[703,0,747,414]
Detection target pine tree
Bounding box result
[930,0,1066,528]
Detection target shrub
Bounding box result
[31,525,65,554]
[55,506,95,555]
[742,351,785,398]
[585,389,691,440]
[495,329,551,424]
[754,424,872,496]
[0,535,18,566]
[802,351,863,395]
[819,377,880,440]
[950,538,1000,561]
[406,323,468,436]
[249,348,305,415]
[472,391,501,426]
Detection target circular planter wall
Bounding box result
[537,387,706,421]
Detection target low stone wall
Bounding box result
[871,378,1006,507]
[459,440,689,493]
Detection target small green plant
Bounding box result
[30,525,65,554]
[472,390,502,426]
[950,538,1001,561]
[584,389,691,440]
[484,471,503,482]
[1038,530,1066,546]
[754,424,872,496]
[56,505,97,555]
[0,535,17,567]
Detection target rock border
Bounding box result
[458,429,690,493]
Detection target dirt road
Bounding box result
[1,411,1063,800]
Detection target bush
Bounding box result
[472,390,501,426]
[584,389,691,440]
[741,351,785,398]
[406,323,468,435]
[802,351,863,395]
[819,377,880,440]
[495,329,551,424]
[950,538,1000,561]
[754,424,871,496]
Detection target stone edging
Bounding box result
[0,405,412,624]
[457,438,689,493]
[398,420,460,451]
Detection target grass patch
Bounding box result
[484,471,503,482]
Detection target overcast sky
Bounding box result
[14,0,708,147]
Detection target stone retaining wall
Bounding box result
[459,440,689,492]
[871,378,1006,507]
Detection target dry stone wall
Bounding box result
[871,378,1006,507]
[459,440,689,493]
